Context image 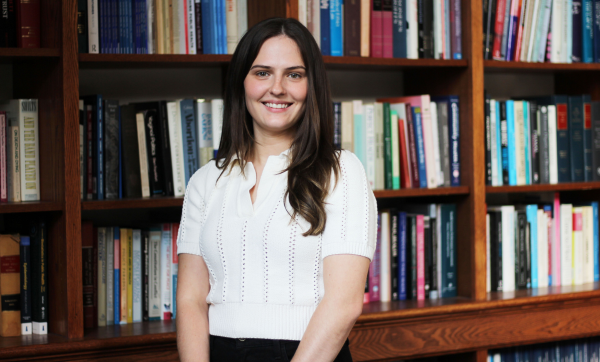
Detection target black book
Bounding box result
[422,0,434,58]
[0,0,17,47]
[488,211,502,292]
[30,218,48,334]
[423,215,431,298]
[417,0,424,58]
[406,214,417,300]
[483,0,496,59]
[515,210,528,290]
[195,1,203,54]
[485,94,492,185]
[500,101,509,185]
[430,217,438,297]
[539,105,550,184]
[104,100,120,199]
[20,236,32,334]
[142,229,149,321]
[333,102,341,150]
[77,0,88,53]
[529,101,540,184]
[120,105,142,198]
[390,212,399,301]
[158,102,174,196]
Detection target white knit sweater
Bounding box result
[176,149,377,341]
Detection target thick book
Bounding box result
[583,95,593,181]
[422,0,434,58]
[149,227,161,320]
[82,95,104,199]
[104,100,119,199]
[0,0,17,47]
[143,108,166,196]
[568,96,585,181]
[392,0,407,57]
[371,0,384,57]
[16,0,40,48]
[320,0,331,55]
[82,222,95,328]
[369,214,382,302]
[19,236,31,334]
[382,0,394,57]
[488,210,502,291]
[78,0,88,53]
[330,0,343,56]
[450,0,462,58]
[438,204,457,297]
[160,224,172,320]
[534,96,570,183]
[344,0,361,56]
[0,234,20,336]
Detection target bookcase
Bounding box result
[1,0,599,361]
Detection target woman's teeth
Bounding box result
[264,103,291,109]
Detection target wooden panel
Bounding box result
[78,54,232,68]
[485,60,600,71]
[82,197,185,210]
[247,0,287,28]
[286,0,298,19]
[373,186,470,198]
[0,202,62,213]
[555,72,600,101]
[323,57,468,70]
[487,181,600,193]
[40,0,61,48]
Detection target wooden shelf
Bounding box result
[484,60,600,71]
[82,197,184,210]
[323,56,469,70]
[374,186,469,198]
[0,48,60,61]
[0,201,62,214]
[486,181,600,194]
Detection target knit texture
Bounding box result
[177,149,377,340]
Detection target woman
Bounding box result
[176,17,377,362]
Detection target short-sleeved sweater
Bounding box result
[176,149,377,341]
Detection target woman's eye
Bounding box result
[289,73,302,79]
[256,71,269,77]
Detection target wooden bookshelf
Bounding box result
[6,0,600,361]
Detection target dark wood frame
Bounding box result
[0,0,598,361]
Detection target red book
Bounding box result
[491,0,507,60]
[344,0,361,56]
[370,0,383,57]
[382,0,393,58]
[82,222,95,329]
[16,0,40,48]
[513,0,525,61]
[369,214,382,302]
[416,215,425,301]
[0,112,6,203]
[398,116,412,188]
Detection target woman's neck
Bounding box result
[249,138,292,166]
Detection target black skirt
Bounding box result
[209,334,353,362]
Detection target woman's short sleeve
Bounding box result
[176,169,206,256]
[321,151,378,261]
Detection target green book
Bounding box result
[383,103,393,189]
[391,111,401,189]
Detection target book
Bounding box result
[361,0,371,56]
[416,214,425,300]
[211,99,224,157]
[106,227,114,326]
[16,0,39,47]
[113,227,120,324]
[171,223,179,319]
[371,0,384,57]
[0,112,5,202]
[382,0,394,57]
[82,222,95,328]
[7,124,19,202]
[390,212,399,300]
[104,100,119,199]
[120,228,128,324]
[97,227,107,327]
[180,99,199,186]
[568,96,585,181]
[583,95,593,181]
[330,0,343,56]
[149,227,161,320]
[399,212,408,300]
[344,0,361,56]
[196,100,213,168]
[135,111,151,197]
[0,234,20,336]
[393,0,407,58]
[369,214,382,302]
[321,0,330,55]
[19,236,31,335]
[127,229,133,324]
[142,230,150,321]
[161,224,172,320]
[132,229,142,322]
[379,211,391,302]
[167,101,186,197]
[88,0,99,52]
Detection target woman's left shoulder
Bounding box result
[335,149,367,176]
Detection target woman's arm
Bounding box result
[291,254,370,362]
[176,253,212,362]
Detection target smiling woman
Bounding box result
[175,18,377,362]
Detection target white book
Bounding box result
[433,0,442,59]
[374,103,385,190]
[537,210,549,288]
[502,206,516,291]
[390,111,400,189]
[237,0,248,38]
[310,0,321,47]
[430,102,442,187]
[526,0,542,61]
[341,101,354,152]
[563,0,572,63]
[407,0,419,59]
[560,204,573,285]
[161,224,172,320]
[135,112,151,197]
[106,227,114,326]
[364,103,376,189]
[486,213,491,293]
[97,227,107,327]
[490,100,498,186]
[298,0,308,26]
[520,0,535,61]
[514,101,526,185]
[536,0,552,62]
[186,0,197,54]
[132,229,142,322]
[550,0,562,62]
[583,206,595,284]
[417,96,436,189]
[572,207,584,285]
[167,102,186,197]
[226,0,239,54]
[1,100,40,201]
[172,0,181,54]
[149,228,162,320]
[87,0,99,53]
[547,105,558,183]
[7,125,20,202]
[379,211,392,302]
[147,0,155,53]
[211,99,224,154]
[196,101,213,167]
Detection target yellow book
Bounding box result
[156,0,165,54]
[127,229,133,324]
[120,228,128,324]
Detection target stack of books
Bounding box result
[338,95,460,190]
[483,0,600,63]
[0,0,40,48]
[486,194,599,292]
[82,222,180,328]
[301,0,463,59]
[79,97,223,200]
[485,95,600,186]
[79,0,248,54]
[489,336,600,361]
[366,204,457,303]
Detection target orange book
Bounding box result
[120,228,129,324]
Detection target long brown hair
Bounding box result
[215,17,339,236]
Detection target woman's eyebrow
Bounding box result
[249,65,306,70]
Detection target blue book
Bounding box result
[118,0,127,53]
[114,227,120,324]
[440,204,457,298]
[128,0,134,53]
[495,101,503,185]
[321,0,331,55]
[99,0,107,53]
[214,0,222,54]
[543,204,553,286]
[594,0,600,61]
[140,0,148,53]
[412,106,428,188]
[219,0,227,54]
[526,204,538,288]
[569,96,585,181]
[583,0,594,62]
[506,100,517,186]
[431,95,460,186]
[353,104,366,168]
[573,0,583,62]
[135,0,142,53]
[398,211,407,300]
[111,0,118,53]
[202,0,213,54]
[534,96,570,182]
[523,102,531,185]
[500,0,511,59]
[180,99,199,186]
[583,95,593,181]
[393,0,407,58]
[594,202,599,281]
[330,0,343,56]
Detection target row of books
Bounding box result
[484,95,600,186]
[0,99,40,203]
[365,204,457,303]
[489,337,600,361]
[486,195,599,293]
[483,0,600,63]
[343,95,461,190]
[79,96,223,200]
[79,0,248,54]
[0,0,40,48]
[82,222,179,328]
[301,0,463,59]
[0,219,48,337]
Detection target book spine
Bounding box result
[201,0,211,53]
[167,102,186,197]
[180,99,199,186]
[484,0,496,59]
[448,98,460,186]
[560,204,574,285]
[548,105,559,183]
[371,0,383,57]
[195,0,202,53]
[490,100,498,185]
[539,106,550,183]
[7,125,20,202]
[391,111,401,189]
[132,229,142,322]
[393,0,407,57]
[383,103,393,189]
[422,0,433,58]
[527,205,538,288]
[113,227,120,324]
[523,102,531,184]
[369,214,382,301]
[583,96,593,181]
[569,96,584,181]
[186,0,195,54]
[95,97,104,199]
[16,100,39,201]
[225,0,237,54]
[382,0,394,57]
[592,102,600,180]
[211,99,223,157]
[405,104,420,187]
[417,0,424,57]
[399,116,412,188]
[88,0,100,52]
[399,212,407,300]
[409,215,417,299]
[104,100,119,199]
[536,0,552,62]
[485,96,492,185]
[573,0,583,62]
[594,0,600,61]
[499,0,510,59]
[78,0,89,52]
[82,223,94,328]
[20,236,31,335]
[492,0,507,59]
[142,230,149,321]
[412,107,428,188]
[416,214,425,300]
[97,227,107,327]
[127,229,133,324]
[450,0,462,58]
[365,104,376,189]
[120,228,128,324]
[147,0,155,53]
[161,224,172,320]
[430,215,438,297]
[321,0,330,55]
[149,230,161,320]
[390,213,399,300]
[334,102,342,150]
[441,204,457,297]
[143,110,166,196]
[0,113,5,202]
[172,224,179,319]
[507,101,517,185]
[380,212,391,301]
[0,235,20,337]
[135,112,151,197]
[495,101,503,185]
[345,0,361,56]
[361,0,371,56]
[593,202,599,281]
[106,227,114,325]
[330,0,343,56]
[157,102,174,196]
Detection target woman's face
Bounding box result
[244,35,308,141]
